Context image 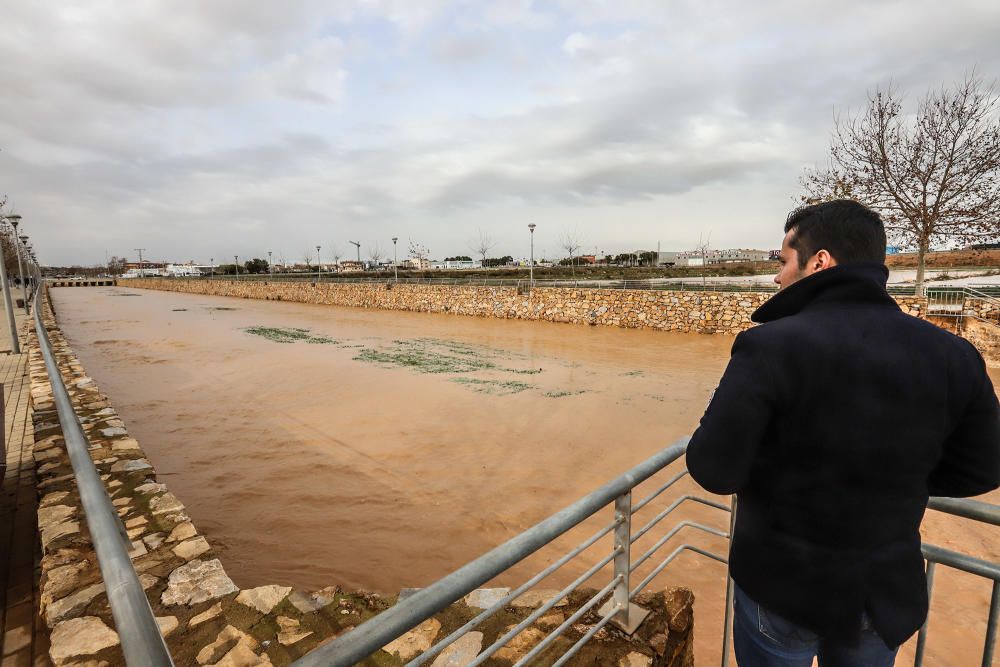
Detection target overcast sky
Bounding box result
[1,1,999,266]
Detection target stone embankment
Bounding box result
[28,289,696,665]
[128,278,929,336]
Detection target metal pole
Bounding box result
[914,560,936,667]
[7,218,28,313]
[528,223,536,289]
[0,234,20,354]
[316,245,321,282]
[234,255,239,281]
[720,495,737,666]
[393,237,398,282]
[33,289,174,667]
[268,251,273,277]
[15,235,28,313]
[983,580,999,667]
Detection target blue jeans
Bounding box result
[733,585,898,666]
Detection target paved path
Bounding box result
[0,307,50,666]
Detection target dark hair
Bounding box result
[784,200,886,268]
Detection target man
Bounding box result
[686,200,1000,666]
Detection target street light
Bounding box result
[268,251,273,277]
[17,234,30,311]
[209,258,214,278]
[528,223,536,288]
[6,215,28,313]
[316,245,321,282]
[392,237,398,282]
[234,255,239,280]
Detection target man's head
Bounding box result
[774,199,886,289]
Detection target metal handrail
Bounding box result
[33,285,174,666]
[290,439,701,666]
[289,433,1000,667]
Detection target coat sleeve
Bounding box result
[927,348,1000,498]
[686,330,776,495]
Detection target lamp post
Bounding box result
[392,237,398,282]
[7,215,28,313]
[210,258,214,278]
[0,226,20,354]
[18,235,30,312]
[316,245,321,282]
[528,223,536,288]
[268,251,273,277]
[234,255,239,280]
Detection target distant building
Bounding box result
[403,257,431,270]
[431,259,482,270]
[886,246,902,255]
[577,255,597,265]
[165,263,203,277]
[705,249,770,263]
[339,261,365,272]
[121,261,167,278]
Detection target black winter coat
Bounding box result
[686,263,1000,647]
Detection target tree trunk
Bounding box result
[915,236,930,297]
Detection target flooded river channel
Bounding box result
[52,287,998,666]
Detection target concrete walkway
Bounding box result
[0,307,49,666]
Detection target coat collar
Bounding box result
[751,263,897,324]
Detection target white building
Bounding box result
[431,259,482,270]
[165,263,204,277]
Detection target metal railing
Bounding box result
[926,286,1000,329]
[289,437,737,667]
[32,284,174,666]
[917,497,1000,667]
[287,441,999,667]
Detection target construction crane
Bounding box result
[349,241,361,263]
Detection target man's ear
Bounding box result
[814,249,837,271]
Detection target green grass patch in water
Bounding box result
[354,342,496,373]
[451,378,534,395]
[244,326,336,344]
[544,389,587,398]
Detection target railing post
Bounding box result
[983,580,999,667]
[721,495,737,666]
[914,560,936,667]
[601,491,649,634]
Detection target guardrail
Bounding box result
[32,284,174,666]
[289,437,736,667]
[287,442,999,667]
[926,287,1000,328]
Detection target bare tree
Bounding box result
[302,251,313,269]
[802,74,1000,294]
[561,230,583,277]
[408,239,430,269]
[329,244,341,270]
[107,255,128,275]
[368,241,383,271]
[693,232,712,286]
[469,229,496,267]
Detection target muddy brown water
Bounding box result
[52,287,998,666]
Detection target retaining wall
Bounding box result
[127,278,928,336]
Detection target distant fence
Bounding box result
[120,272,1000,298]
